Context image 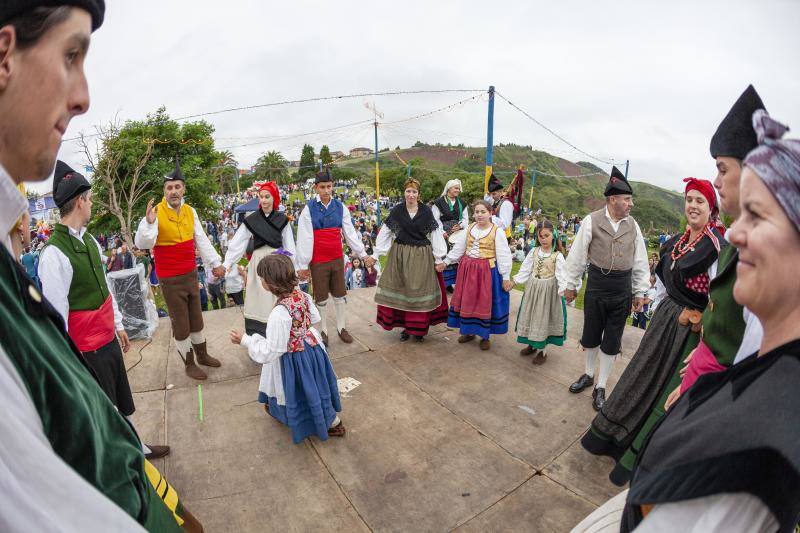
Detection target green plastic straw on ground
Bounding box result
[198,384,204,422]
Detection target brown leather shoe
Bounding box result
[337,328,353,344]
[479,339,491,350]
[193,341,221,367]
[532,352,548,365]
[458,334,475,343]
[321,331,329,347]
[145,444,171,459]
[184,349,207,381]
[520,345,535,356]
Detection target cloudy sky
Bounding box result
[41,0,800,194]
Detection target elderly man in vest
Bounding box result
[39,160,171,460]
[563,167,650,410]
[135,161,225,380]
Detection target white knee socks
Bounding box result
[584,346,599,377]
[597,350,616,389]
[333,296,347,333]
[175,337,192,357]
[189,331,205,345]
[317,299,329,335]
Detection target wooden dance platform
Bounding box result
[127,287,643,532]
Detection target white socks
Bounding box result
[175,337,192,357]
[584,346,599,377]
[333,297,347,333]
[330,415,341,428]
[189,331,205,345]
[317,299,329,335]
[597,350,616,389]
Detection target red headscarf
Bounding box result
[683,177,717,214]
[258,181,281,211]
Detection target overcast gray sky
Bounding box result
[39,0,800,194]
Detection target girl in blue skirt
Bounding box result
[230,253,345,443]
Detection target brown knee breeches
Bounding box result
[159,269,204,340]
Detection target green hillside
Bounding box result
[333,143,683,234]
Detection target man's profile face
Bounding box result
[0,9,91,182]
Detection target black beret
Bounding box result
[604,165,633,197]
[487,173,504,193]
[164,159,185,182]
[314,170,332,184]
[710,85,766,161]
[0,1,105,32]
[53,160,91,208]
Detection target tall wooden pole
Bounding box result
[484,85,495,195]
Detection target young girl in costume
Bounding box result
[513,219,568,364]
[229,253,345,443]
[442,200,514,350]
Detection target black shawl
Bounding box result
[433,196,464,232]
[385,203,438,247]
[656,228,727,310]
[243,209,289,251]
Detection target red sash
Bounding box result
[153,239,196,278]
[311,228,343,264]
[68,295,116,352]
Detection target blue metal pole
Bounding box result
[374,121,381,226]
[484,85,495,195]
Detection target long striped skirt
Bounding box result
[447,256,510,340]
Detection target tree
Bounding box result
[252,150,289,184]
[319,145,332,166]
[299,144,316,180]
[214,150,238,194]
[83,107,222,245]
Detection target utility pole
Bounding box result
[624,159,630,179]
[484,85,495,195]
[365,101,384,224]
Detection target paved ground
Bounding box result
[126,288,644,532]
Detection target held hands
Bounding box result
[117,330,130,353]
[229,329,243,345]
[297,269,310,281]
[664,385,682,411]
[502,280,515,292]
[435,262,446,273]
[145,198,158,224]
[632,297,644,313]
[212,265,226,279]
[564,288,578,304]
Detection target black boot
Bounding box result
[592,387,606,411]
[569,373,594,394]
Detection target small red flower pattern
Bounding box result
[278,290,319,352]
[684,272,710,295]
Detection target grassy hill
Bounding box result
[334,143,684,234]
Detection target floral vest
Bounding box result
[278,290,320,352]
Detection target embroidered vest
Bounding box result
[588,208,636,272]
[278,290,319,352]
[532,248,559,280]
[154,199,196,278]
[466,223,498,262]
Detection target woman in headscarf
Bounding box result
[431,179,469,291]
[581,177,726,486]
[373,178,448,342]
[223,181,296,335]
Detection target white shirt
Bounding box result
[373,210,447,264]
[295,196,367,270]
[443,224,512,280]
[240,292,325,406]
[222,212,297,270]
[0,164,27,256]
[133,203,221,268]
[431,200,469,232]
[491,200,514,231]
[563,208,650,297]
[513,247,568,293]
[38,225,124,332]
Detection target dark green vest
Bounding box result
[0,247,181,531]
[45,224,109,310]
[702,245,746,365]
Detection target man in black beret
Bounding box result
[0,3,200,531]
[563,165,650,411]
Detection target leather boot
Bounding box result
[184,349,207,381]
[193,341,221,367]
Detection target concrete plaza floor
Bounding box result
[126,288,643,532]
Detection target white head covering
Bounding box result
[440,179,462,198]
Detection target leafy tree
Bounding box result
[319,145,332,166]
[299,144,316,180]
[214,150,238,194]
[252,150,289,184]
[83,107,221,244]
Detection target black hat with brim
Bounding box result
[53,160,91,208]
[314,170,332,184]
[710,85,766,161]
[487,173,504,193]
[604,165,633,197]
[0,0,105,32]
[164,159,185,182]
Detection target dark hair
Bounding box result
[7,7,72,49]
[58,190,90,217]
[535,219,566,254]
[256,254,297,297]
[471,199,493,213]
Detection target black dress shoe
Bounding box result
[400,330,410,341]
[592,387,606,411]
[414,335,425,343]
[145,444,170,459]
[569,374,594,394]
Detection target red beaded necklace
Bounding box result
[670,228,706,269]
